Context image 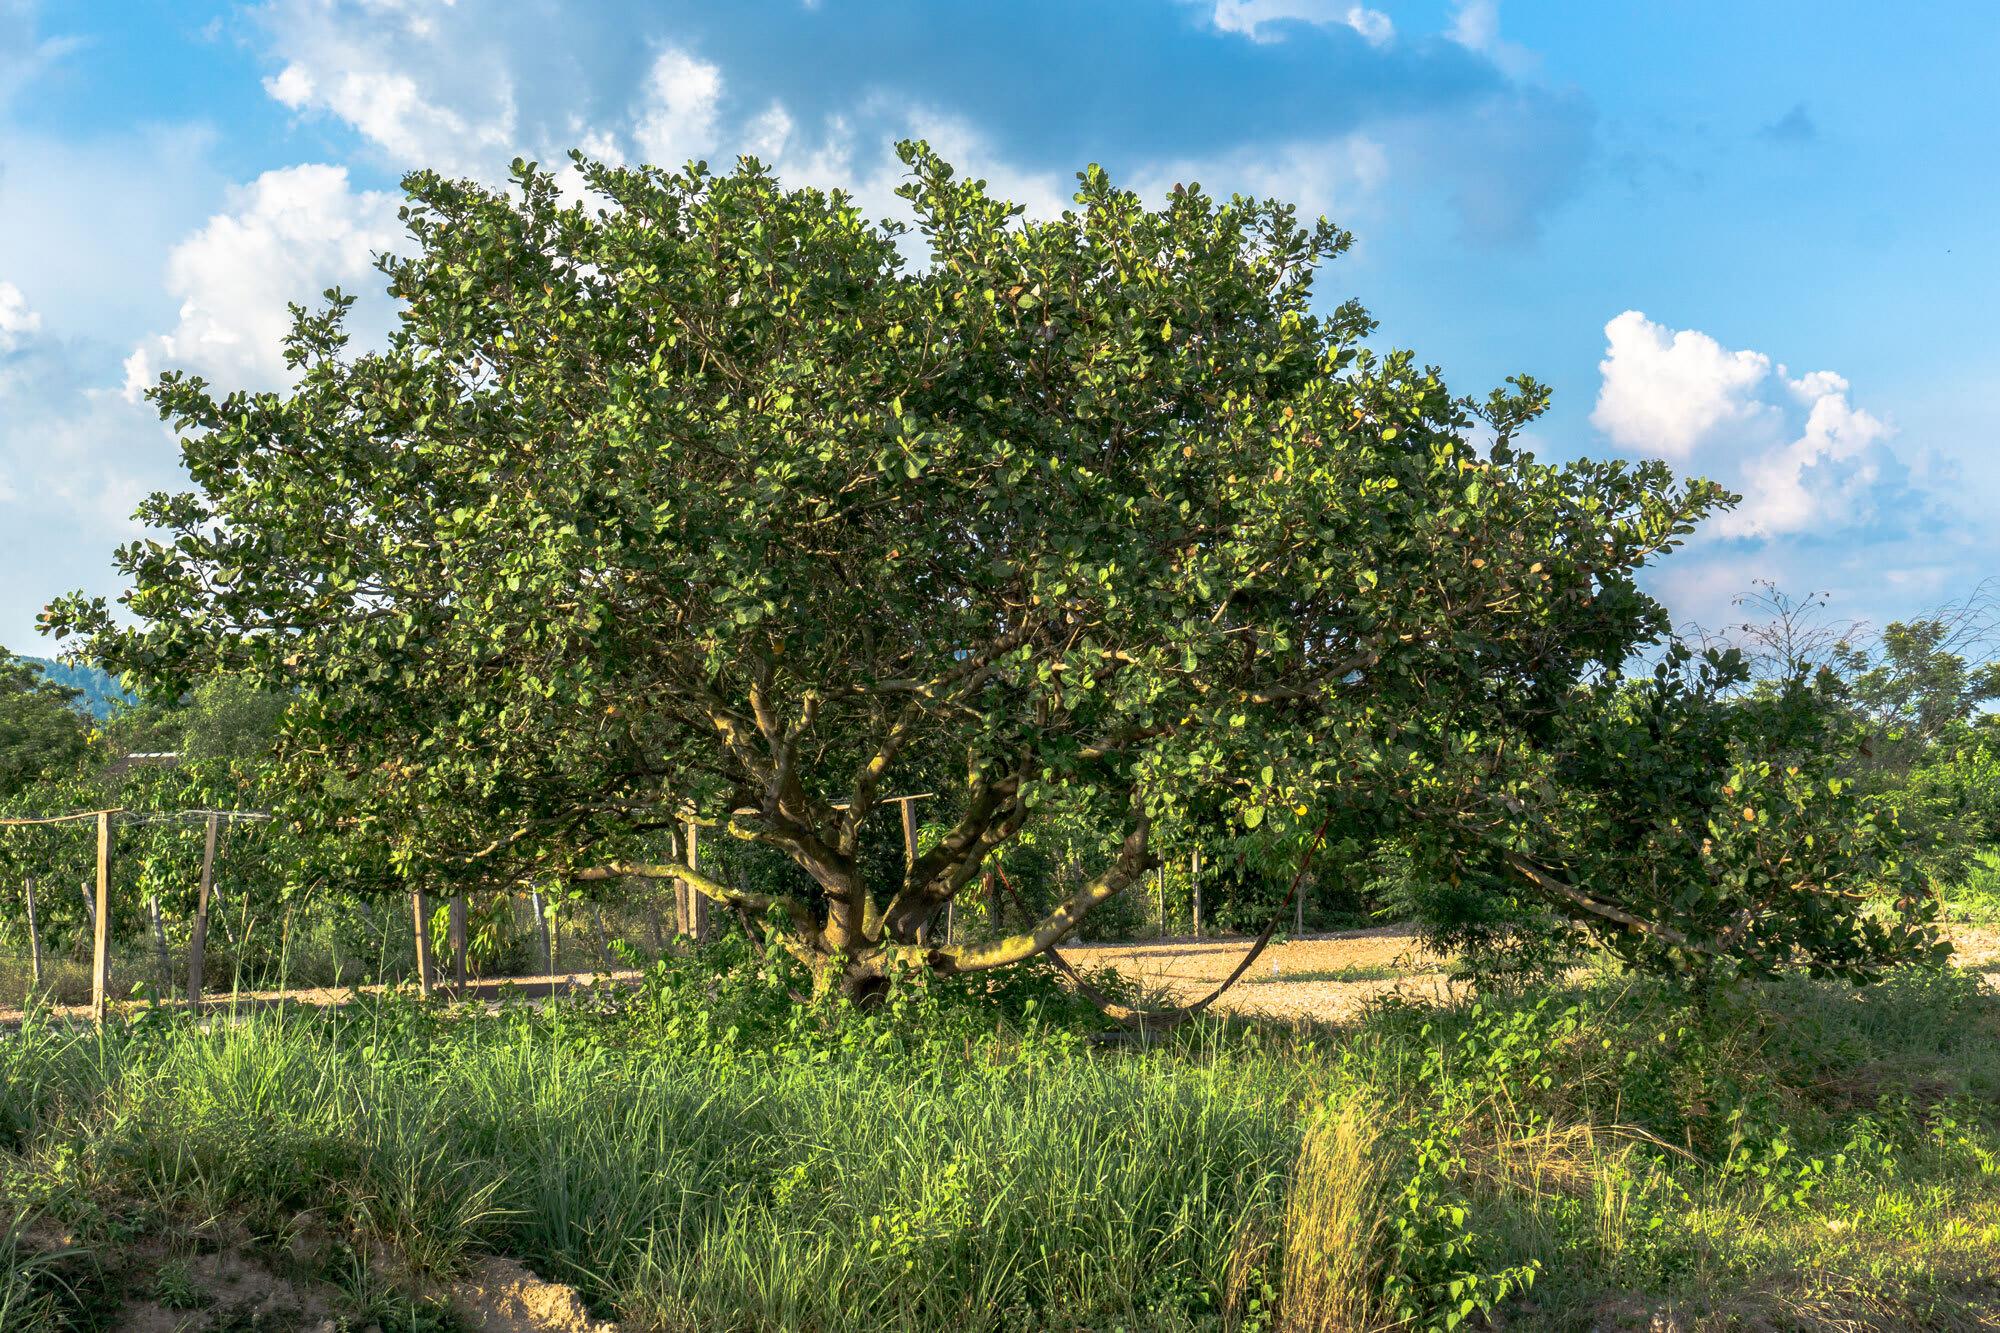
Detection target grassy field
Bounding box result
[0,942,1996,1331]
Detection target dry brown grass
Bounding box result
[1280,1100,1393,1333]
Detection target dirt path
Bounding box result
[1063,928,1460,1023]
[1064,923,2000,1023]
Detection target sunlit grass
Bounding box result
[0,960,1993,1330]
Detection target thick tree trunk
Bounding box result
[839,967,892,1007]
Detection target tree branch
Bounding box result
[931,810,1150,973]
[574,858,823,948]
[1502,852,1702,952]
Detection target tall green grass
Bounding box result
[0,955,1995,1331]
[1943,850,2000,923]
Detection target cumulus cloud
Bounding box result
[745,103,795,162]
[123,164,402,398]
[1591,309,1773,459]
[0,281,41,352]
[264,55,516,176]
[1209,1,1393,44]
[1591,310,1917,546]
[256,0,519,176]
[243,1,1589,248]
[631,47,724,169]
[1715,371,1892,538]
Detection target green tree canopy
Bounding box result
[52,145,1928,994]
[0,649,90,802]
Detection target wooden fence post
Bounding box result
[532,888,556,972]
[1191,848,1203,940]
[902,798,929,945]
[147,895,172,1002]
[1157,866,1167,936]
[22,878,41,989]
[449,894,468,989]
[685,820,706,943]
[411,891,434,997]
[186,814,218,1010]
[669,831,688,936]
[91,810,111,1025]
[530,889,552,974]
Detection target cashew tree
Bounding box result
[59,143,1864,998]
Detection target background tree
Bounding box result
[1718,582,2000,899]
[0,650,90,802]
[1831,589,2000,891]
[54,144,1927,998]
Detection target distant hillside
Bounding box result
[18,655,135,720]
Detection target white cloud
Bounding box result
[719,97,1071,228]
[631,47,724,169]
[897,108,1074,220]
[244,0,1579,254]
[256,0,517,176]
[746,103,795,162]
[1210,1,1393,44]
[265,56,516,175]
[1714,370,1892,538]
[1131,132,1389,225]
[0,330,180,646]
[549,125,625,210]
[1346,7,1394,44]
[124,164,402,398]
[1590,309,1773,459]
[1446,0,1536,77]
[0,281,41,352]
[0,121,227,347]
[1448,0,1500,50]
[1591,310,1911,545]
[263,61,315,108]
[573,126,623,164]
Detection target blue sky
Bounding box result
[2,0,1996,653]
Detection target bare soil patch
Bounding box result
[9,1219,618,1333]
[455,1256,619,1333]
[1064,923,2000,1023]
[1063,927,1458,1023]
